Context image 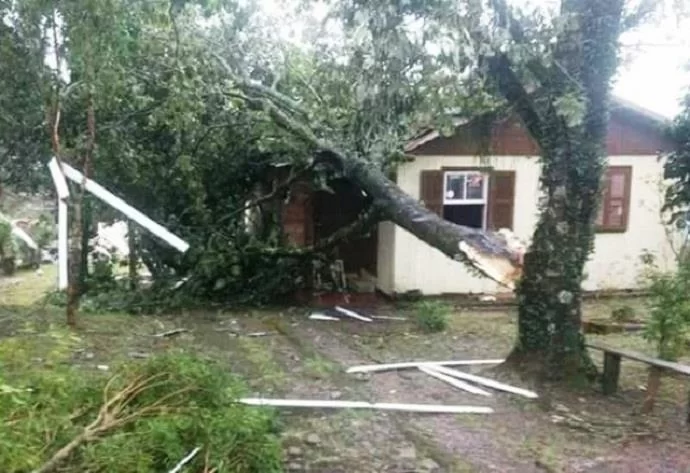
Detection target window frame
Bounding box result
[596,165,632,233]
[442,170,490,230]
[443,170,489,205]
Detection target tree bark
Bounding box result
[502,0,625,379]
[342,156,521,285]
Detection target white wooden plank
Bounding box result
[309,313,340,321]
[11,225,38,250]
[48,158,70,199]
[418,366,492,396]
[60,162,189,253]
[430,365,538,399]
[239,398,493,414]
[334,305,373,322]
[168,447,200,473]
[57,200,68,290]
[346,359,504,374]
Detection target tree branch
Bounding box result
[485,54,546,146]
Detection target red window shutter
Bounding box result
[420,170,443,216]
[597,166,632,232]
[487,171,515,230]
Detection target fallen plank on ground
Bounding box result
[309,313,341,321]
[430,365,538,399]
[334,305,373,322]
[370,315,408,321]
[418,366,492,396]
[239,398,493,414]
[346,359,504,374]
[153,328,189,338]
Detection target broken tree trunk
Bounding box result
[343,157,523,287]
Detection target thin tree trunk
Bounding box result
[67,80,96,325]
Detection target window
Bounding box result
[596,166,632,232]
[442,171,488,228]
[420,169,515,231]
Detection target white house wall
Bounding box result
[376,154,677,295]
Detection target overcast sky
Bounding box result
[615,11,690,119]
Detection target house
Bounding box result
[281,98,677,296]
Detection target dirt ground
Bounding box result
[1,270,690,472]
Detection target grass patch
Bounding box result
[238,337,287,390]
[303,355,337,379]
[0,329,283,473]
[413,300,450,333]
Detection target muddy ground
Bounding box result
[1,271,689,472]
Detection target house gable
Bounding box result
[411,105,672,157]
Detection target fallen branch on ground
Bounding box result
[153,328,189,338]
[31,373,191,473]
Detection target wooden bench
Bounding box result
[586,342,690,423]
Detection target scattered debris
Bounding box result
[239,398,494,414]
[96,365,109,371]
[168,447,200,473]
[418,458,441,472]
[309,313,340,321]
[334,305,373,322]
[370,315,408,321]
[346,359,504,374]
[478,295,497,302]
[128,352,151,359]
[153,328,189,338]
[305,433,321,445]
[287,446,303,457]
[429,365,538,399]
[397,446,417,461]
[418,366,492,396]
[172,277,189,290]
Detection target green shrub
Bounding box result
[413,300,450,333]
[0,344,283,473]
[641,260,690,361]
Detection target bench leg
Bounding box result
[602,353,621,395]
[642,366,662,413]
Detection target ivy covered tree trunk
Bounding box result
[507,0,625,379]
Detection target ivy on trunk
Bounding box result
[489,0,626,379]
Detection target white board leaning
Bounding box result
[48,158,190,290]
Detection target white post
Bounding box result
[58,200,68,289]
[48,158,71,290]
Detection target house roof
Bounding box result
[405,96,670,153]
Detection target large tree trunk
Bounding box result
[509,0,625,379]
